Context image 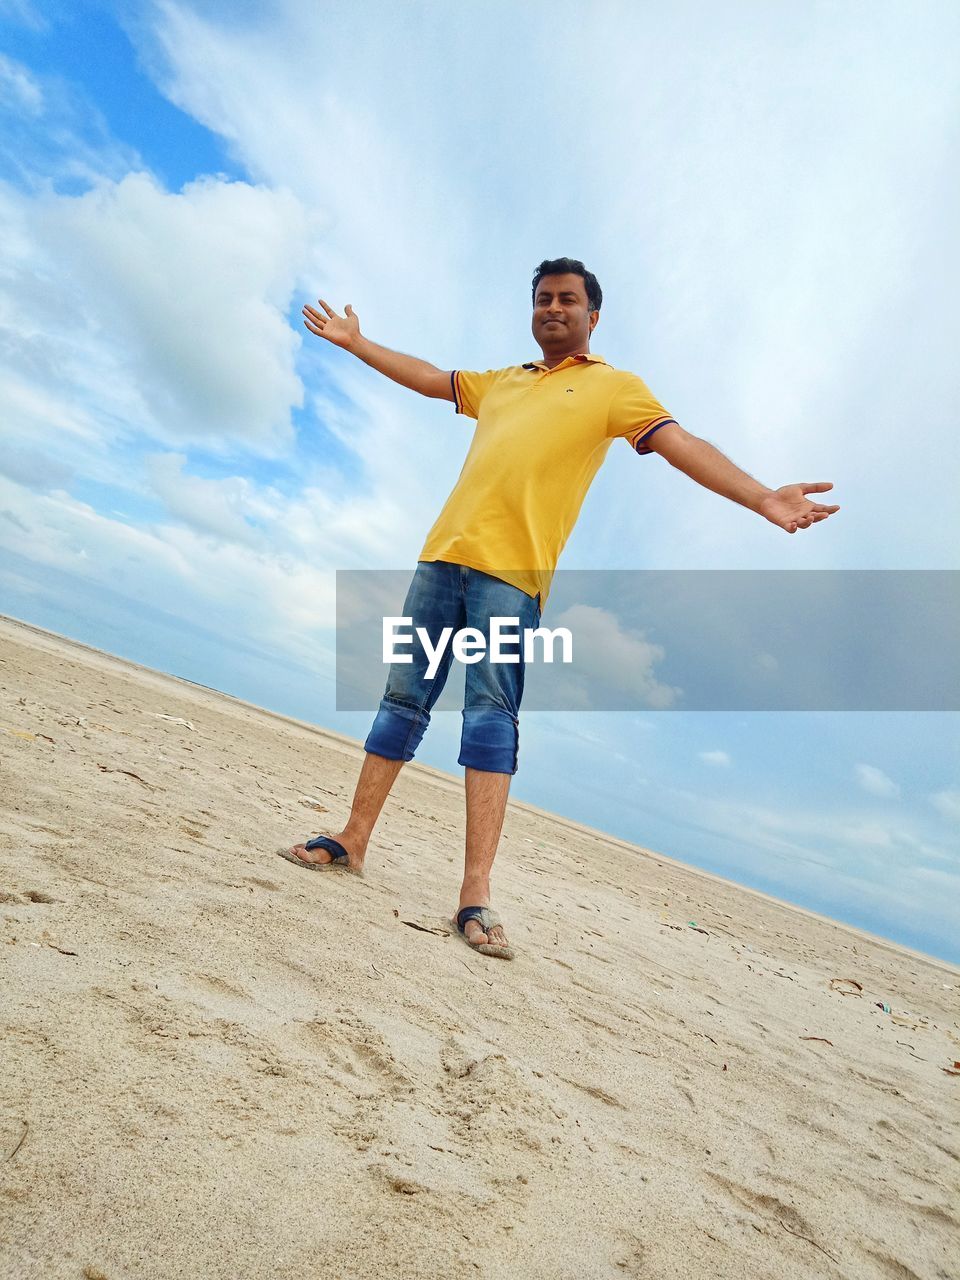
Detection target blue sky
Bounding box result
[1,0,958,963]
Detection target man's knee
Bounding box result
[364,697,430,762]
[458,706,520,774]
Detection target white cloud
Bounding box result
[0,508,29,535]
[0,1,45,31]
[836,821,894,849]
[146,453,261,545]
[0,444,73,490]
[137,2,476,349]
[0,52,42,114]
[0,475,336,669]
[889,828,958,865]
[34,172,309,448]
[0,49,141,191]
[551,603,680,709]
[931,788,960,824]
[908,865,960,888]
[699,750,732,768]
[0,172,312,483]
[855,763,901,799]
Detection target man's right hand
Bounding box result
[300,296,454,401]
[302,299,361,351]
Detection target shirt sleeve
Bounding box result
[607,373,678,455]
[450,369,501,420]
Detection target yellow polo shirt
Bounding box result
[419,354,675,606]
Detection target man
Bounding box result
[282,258,839,960]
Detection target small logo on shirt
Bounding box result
[565,388,573,393]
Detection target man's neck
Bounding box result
[538,345,590,370]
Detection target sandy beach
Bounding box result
[1,613,957,1280]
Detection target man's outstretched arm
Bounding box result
[302,299,454,401]
[646,423,840,533]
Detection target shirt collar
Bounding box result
[521,353,607,371]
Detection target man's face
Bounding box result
[531,273,599,353]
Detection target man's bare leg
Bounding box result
[289,751,404,870]
[458,767,511,949]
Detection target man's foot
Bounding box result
[455,905,514,960]
[283,831,366,874]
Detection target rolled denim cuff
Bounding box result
[364,698,429,762]
[458,706,520,775]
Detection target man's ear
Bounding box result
[589,309,600,333]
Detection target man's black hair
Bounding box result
[531,257,602,312]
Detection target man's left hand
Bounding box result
[758,483,840,533]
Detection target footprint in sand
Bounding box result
[857,1247,931,1280]
[707,1172,825,1250]
[244,876,280,891]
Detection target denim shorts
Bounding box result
[363,561,541,774]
